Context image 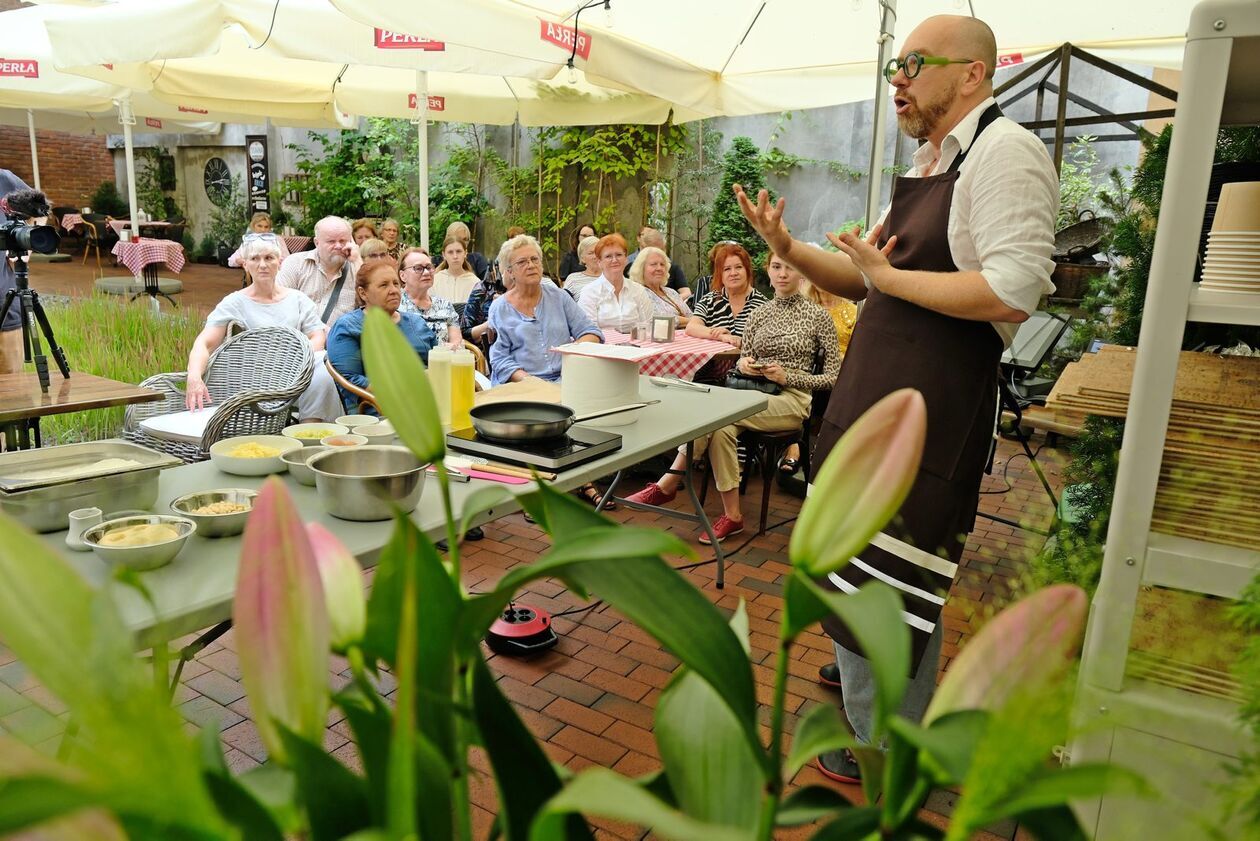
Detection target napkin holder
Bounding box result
[651,316,676,343]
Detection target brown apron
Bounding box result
[813,104,1004,669]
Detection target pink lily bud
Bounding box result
[925,584,1088,724]
[233,477,330,764]
[790,388,926,576]
[306,522,366,653]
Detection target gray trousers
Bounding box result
[834,620,944,746]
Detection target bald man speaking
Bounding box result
[737,15,1057,782]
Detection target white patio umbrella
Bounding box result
[42,0,707,244]
[327,0,1191,118]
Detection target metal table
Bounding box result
[40,377,766,647]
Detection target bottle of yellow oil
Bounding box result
[450,348,476,431]
[427,346,453,430]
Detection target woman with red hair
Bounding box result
[684,243,768,347]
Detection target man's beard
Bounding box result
[323,250,346,270]
[897,78,958,140]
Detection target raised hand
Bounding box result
[733,184,792,255]
[826,222,898,286]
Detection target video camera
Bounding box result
[0,188,59,255]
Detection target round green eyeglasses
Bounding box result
[883,51,976,82]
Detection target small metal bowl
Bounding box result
[83,514,196,571]
[169,489,257,538]
[309,445,427,521]
[280,448,322,487]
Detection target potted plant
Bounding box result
[0,312,1148,839]
[196,233,219,265]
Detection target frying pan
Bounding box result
[469,400,659,443]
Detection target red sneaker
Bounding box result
[699,515,744,545]
[625,482,676,507]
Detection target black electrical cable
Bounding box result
[980,440,1048,495]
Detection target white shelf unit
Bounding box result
[1071,2,1260,838]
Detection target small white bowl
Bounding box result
[358,420,396,442]
[321,433,368,449]
[335,414,380,429]
[282,422,349,447]
[209,435,302,476]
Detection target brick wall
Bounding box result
[0,1,117,205]
[0,127,116,207]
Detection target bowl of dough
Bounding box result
[209,435,302,476]
[82,513,196,570]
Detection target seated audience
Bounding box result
[276,215,359,327]
[685,242,769,348]
[327,261,438,415]
[626,249,841,542]
[433,234,482,305]
[461,256,508,353]
[630,246,692,325]
[227,211,289,268]
[559,223,596,280]
[186,234,341,421]
[564,234,602,300]
[626,226,690,299]
[358,237,393,266]
[351,218,378,246]
[446,221,490,280]
[379,217,404,260]
[397,247,461,349]
[690,240,739,301]
[578,234,654,332]
[488,234,601,386]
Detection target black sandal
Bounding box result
[778,457,801,475]
[576,484,616,510]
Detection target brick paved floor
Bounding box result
[0,398,1065,838]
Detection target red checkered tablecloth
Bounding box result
[603,330,738,381]
[112,239,186,277]
[283,235,313,253]
[59,213,85,231]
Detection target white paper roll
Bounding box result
[561,354,641,428]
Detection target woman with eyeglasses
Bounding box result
[577,233,654,333]
[357,238,393,265]
[226,213,290,268]
[685,242,769,347]
[379,218,404,260]
[327,261,438,415]
[487,234,601,387]
[397,247,462,349]
[563,234,602,300]
[433,234,481,305]
[186,235,340,421]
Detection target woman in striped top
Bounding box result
[685,243,768,347]
[630,246,692,325]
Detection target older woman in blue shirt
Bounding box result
[327,261,437,414]
[488,234,602,386]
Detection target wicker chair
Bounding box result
[123,327,314,462]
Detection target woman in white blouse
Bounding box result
[577,233,654,332]
[629,246,692,326]
[432,235,482,305]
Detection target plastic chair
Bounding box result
[123,326,314,462]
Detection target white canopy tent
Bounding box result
[42,0,709,243]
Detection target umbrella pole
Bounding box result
[416,70,430,249]
[864,0,898,228]
[25,110,41,191]
[118,98,141,237]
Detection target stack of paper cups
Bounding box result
[560,354,641,428]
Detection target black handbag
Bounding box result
[725,371,782,395]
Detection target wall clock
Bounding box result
[203,157,232,207]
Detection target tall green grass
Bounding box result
[37,295,204,445]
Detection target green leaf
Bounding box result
[471,659,589,841]
[458,485,516,539]
[975,764,1153,826]
[237,765,300,836]
[517,478,612,535]
[655,671,764,831]
[1002,805,1086,841]
[363,513,418,667]
[529,768,748,841]
[467,545,760,768]
[785,704,860,779]
[362,306,445,464]
[776,786,853,827]
[201,770,286,841]
[0,776,99,835]
[277,726,371,841]
[412,732,454,841]
[335,692,392,825]
[807,807,881,841]
[729,600,752,656]
[887,710,989,785]
[783,574,908,736]
[386,513,420,840]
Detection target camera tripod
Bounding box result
[0,250,70,394]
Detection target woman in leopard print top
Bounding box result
[626,250,840,543]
